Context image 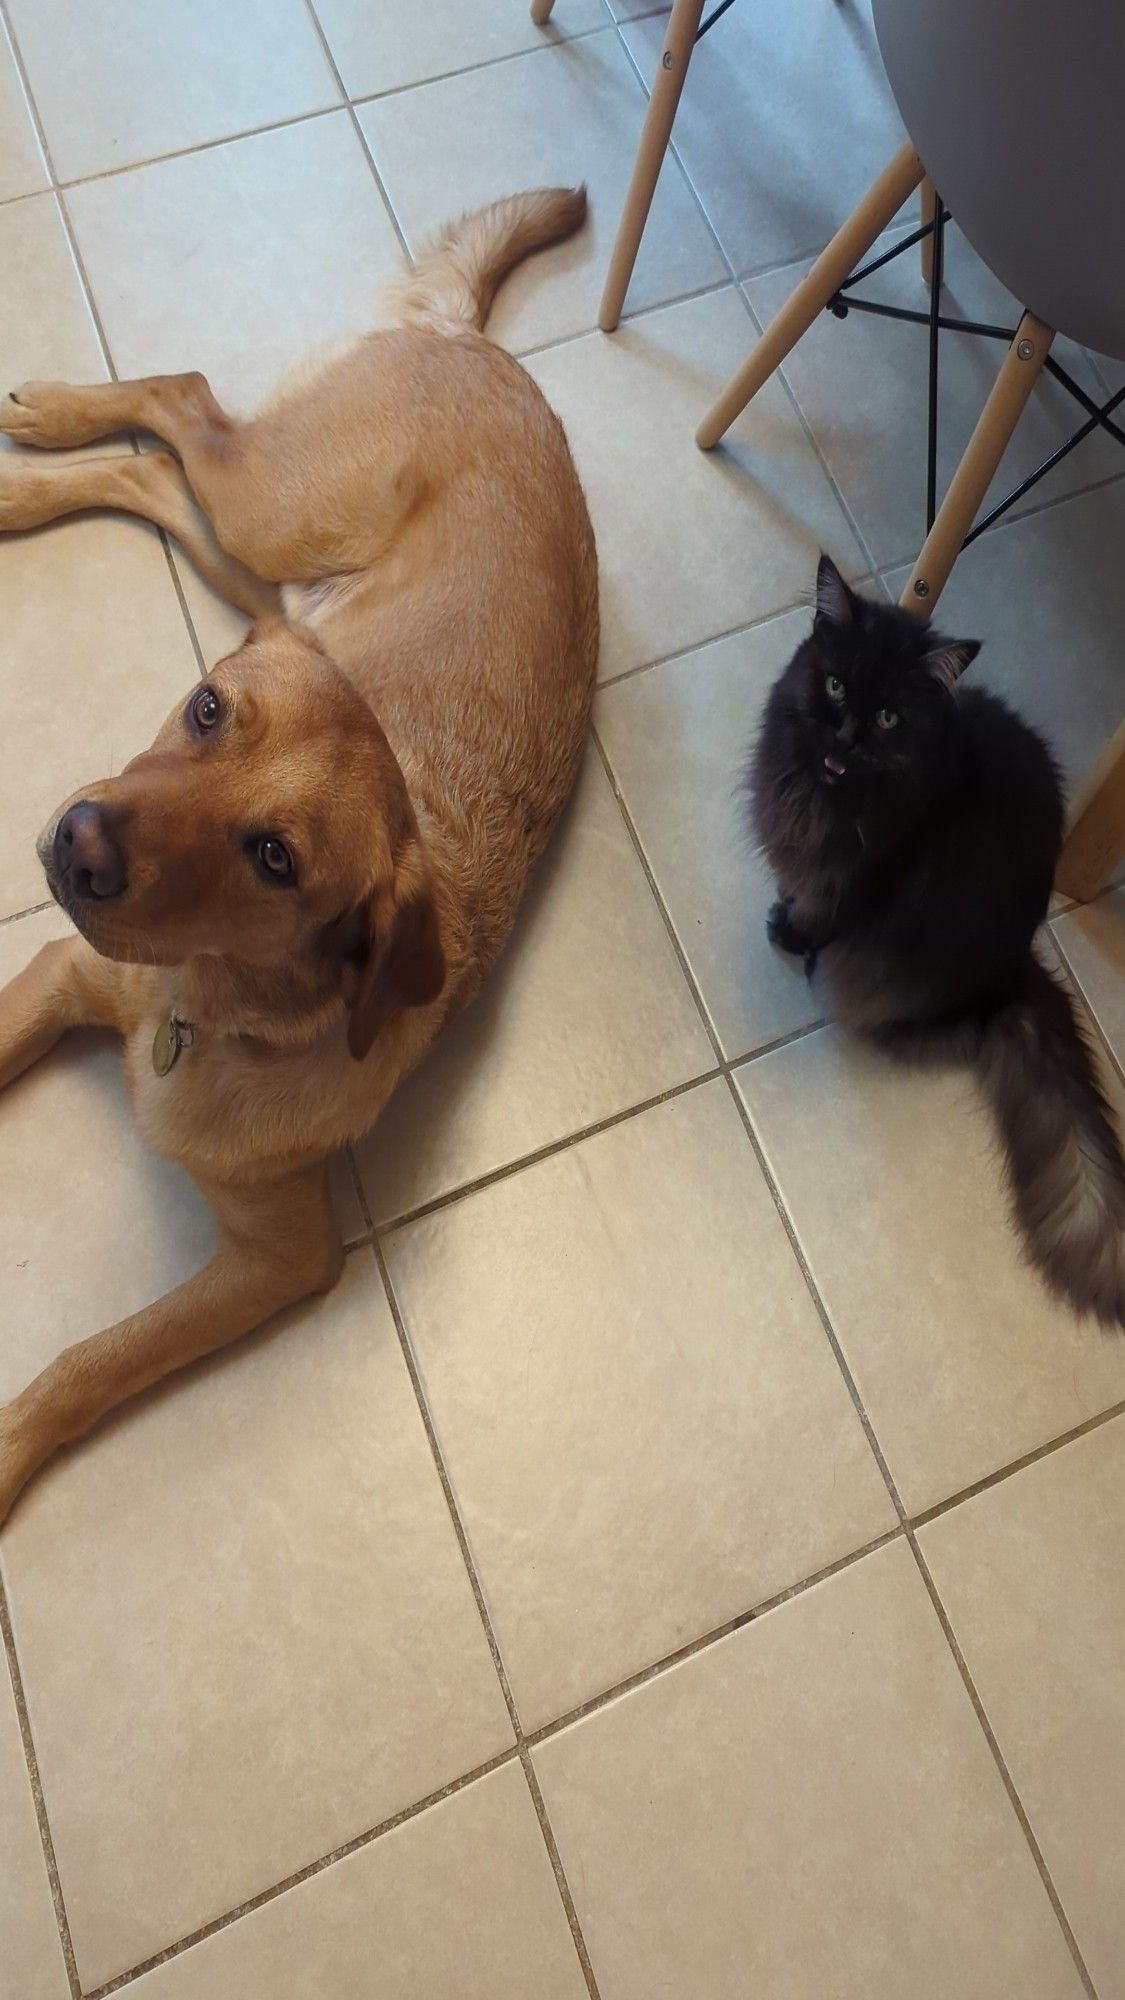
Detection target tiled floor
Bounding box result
[1,1,1123,1995]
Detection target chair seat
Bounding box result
[872,0,1125,359]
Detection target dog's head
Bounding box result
[37,619,445,1059]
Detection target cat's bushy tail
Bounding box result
[977,956,1125,1325]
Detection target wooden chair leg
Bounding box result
[920,177,937,285]
[695,141,924,449]
[899,311,1053,612]
[598,0,706,333]
[1056,721,1125,902]
[530,0,556,23]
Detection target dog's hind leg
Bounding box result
[1,370,347,585]
[0,449,280,617]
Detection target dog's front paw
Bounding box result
[0,381,87,448]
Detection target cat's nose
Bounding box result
[836,718,857,747]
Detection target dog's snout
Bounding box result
[53,802,127,900]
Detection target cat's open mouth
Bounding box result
[822,754,847,784]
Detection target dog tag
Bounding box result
[152,1015,194,1077]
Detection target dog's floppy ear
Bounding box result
[344,842,445,1062]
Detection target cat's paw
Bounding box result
[766,899,810,956]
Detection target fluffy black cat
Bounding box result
[748,554,1125,1325]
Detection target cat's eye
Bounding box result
[875,707,899,731]
[824,673,845,703]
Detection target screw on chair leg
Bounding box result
[598,0,707,332]
[900,311,1054,611]
[695,142,925,448]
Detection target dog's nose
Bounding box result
[53,802,126,900]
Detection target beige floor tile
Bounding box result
[535,1540,1082,2000]
[0,18,46,203]
[2,1253,512,1990]
[921,1418,1125,2000]
[168,561,250,670]
[0,512,200,918]
[883,482,1125,796]
[0,907,365,1407]
[385,1080,895,1730]
[622,0,906,280]
[527,288,863,679]
[1052,888,1125,1063]
[596,609,823,1058]
[129,1763,586,2000]
[0,1668,69,2000]
[354,752,712,1224]
[66,117,404,409]
[317,0,607,98]
[0,191,131,469]
[748,229,1122,572]
[6,0,338,182]
[738,1030,1125,1514]
[360,33,726,355]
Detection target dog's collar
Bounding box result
[152,1014,195,1077]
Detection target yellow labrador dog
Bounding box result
[0,187,597,1522]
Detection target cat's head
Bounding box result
[780,556,981,797]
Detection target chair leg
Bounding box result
[598,0,706,333]
[899,311,1053,612]
[695,141,924,449]
[920,177,937,285]
[1056,721,1125,902]
[530,0,556,23]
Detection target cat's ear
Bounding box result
[814,553,855,631]
[923,637,981,693]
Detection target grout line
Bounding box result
[370,1240,603,1996]
[518,1747,604,2000]
[905,1538,1100,1997]
[376,1067,721,1234]
[299,0,410,258]
[525,1527,905,1746]
[910,1400,1125,1531]
[349,14,617,111]
[515,275,733,363]
[0,899,52,928]
[0,1575,81,1998]
[0,105,342,208]
[594,589,815,688]
[82,1745,521,2000]
[369,1241,523,1734]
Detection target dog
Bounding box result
[0,187,597,1523]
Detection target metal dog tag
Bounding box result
[152,1015,194,1077]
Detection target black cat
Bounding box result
[748,554,1125,1325]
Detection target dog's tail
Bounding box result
[390,186,587,337]
[975,954,1125,1324]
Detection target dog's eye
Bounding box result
[875,707,899,731]
[256,835,294,881]
[824,673,845,703]
[191,687,221,731]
